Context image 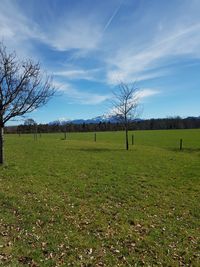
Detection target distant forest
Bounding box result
[5,117,200,134]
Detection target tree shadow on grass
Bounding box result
[68,147,125,152]
[170,147,200,153]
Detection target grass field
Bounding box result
[0,129,200,266]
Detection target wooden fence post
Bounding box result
[132,134,134,145]
[94,133,96,142]
[34,125,38,140]
[180,139,183,150]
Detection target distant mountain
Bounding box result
[185,116,200,120]
[49,115,143,125]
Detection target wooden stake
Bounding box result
[180,139,183,150]
[132,134,134,145]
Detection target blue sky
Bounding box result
[0,0,200,124]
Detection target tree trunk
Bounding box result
[125,125,129,150]
[0,126,4,164]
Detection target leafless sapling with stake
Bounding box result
[111,81,140,150]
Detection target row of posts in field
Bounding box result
[24,131,184,150]
[62,132,135,145]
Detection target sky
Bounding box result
[0,0,200,124]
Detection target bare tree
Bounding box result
[24,118,36,127]
[0,43,55,164]
[111,81,140,150]
[24,118,37,138]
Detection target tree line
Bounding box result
[5,116,200,134]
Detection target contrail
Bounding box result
[103,0,123,32]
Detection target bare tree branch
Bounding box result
[0,42,55,125]
[0,42,56,164]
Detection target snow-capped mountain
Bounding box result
[49,115,142,125]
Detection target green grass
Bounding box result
[0,129,200,266]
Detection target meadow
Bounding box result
[0,129,200,266]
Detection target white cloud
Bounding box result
[43,17,102,52]
[0,1,47,60]
[136,89,159,99]
[106,69,170,85]
[0,0,104,59]
[1,0,200,95]
[55,82,110,105]
[108,88,159,116]
[106,21,200,84]
[55,68,100,81]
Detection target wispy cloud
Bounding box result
[0,0,103,58]
[55,81,110,105]
[55,68,100,81]
[106,68,171,85]
[106,20,200,84]
[136,89,160,100]
[44,17,102,52]
[109,87,159,116]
